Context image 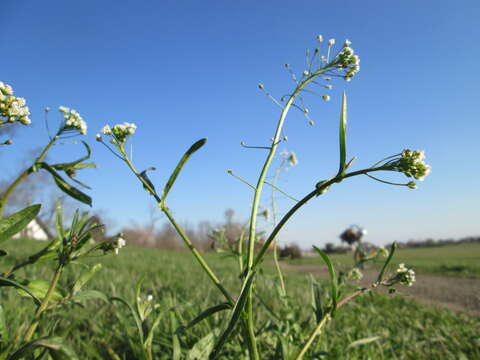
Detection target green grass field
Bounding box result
[1,239,479,359]
[289,243,480,278]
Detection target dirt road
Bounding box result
[281,263,480,316]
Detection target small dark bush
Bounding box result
[279,243,302,259]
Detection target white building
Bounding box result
[12,217,52,241]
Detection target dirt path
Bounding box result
[281,263,480,316]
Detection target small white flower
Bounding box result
[328,39,335,46]
[303,70,309,76]
[316,35,323,42]
[96,134,102,141]
[344,39,352,47]
[147,294,153,302]
[322,95,330,101]
[101,125,112,135]
[377,246,389,258]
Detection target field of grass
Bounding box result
[289,243,480,278]
[1,239,479,359]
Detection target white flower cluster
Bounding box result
[335,42,360,82]
[396,263,416,286]
[100,122,137,143]
[0,82,31,125]
[377,246,389,258]
[114,234,126,255]
[348,267,363,281]
[396,149,432,181]
[59,106,87,135]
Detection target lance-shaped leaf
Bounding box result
[7,337,79,360]
[38,163,92,206]
[0,304,6,340]
[0,276,41,305]
[310,274,324,323]
[50,141,93,171]
[313,246,338,316]
[71,290,109,304]
[210,270,255,359]
[177,302,232,333]
[111,297,144,344]
[187,328,221,360]
[0,204,41,244]
[72,264,102,294]
[161,138,207,204]
[16,280,64,303]
[337,92,347,176]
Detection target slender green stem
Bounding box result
[0,134,58,216]
[243,67,332,360]
[23,264,64,342]
[294,314,331,360]
[163,209,234,304]
[238,228,245,274]
[271,165,286,297]
[122,155,234,305]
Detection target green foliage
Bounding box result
[0,35,438,359]
[0,204,41,244]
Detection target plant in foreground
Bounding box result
[99,35,430,359]
[0,84,124,358]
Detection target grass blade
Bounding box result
[347,336,381,349]
[7,337,79,360]
[313,246,338,316]
[178,303,232,333]
[110,297,144,343]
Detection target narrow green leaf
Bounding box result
[16,280,64,302]
[0,204,41,244]
[178,303,232,333]
[347,336,381,349]
[0,276,41,305]
[144,310,166,352]
[7,337,79,360]
[110,297,144,344]
[310,274,323,323]
[187,329,220,360]
[170,309,181,360]
[71,290,109,303]
[210,270,255,360]
[313,246,338,316]
[39,163,92,206]
[0,304,6,340]
[338,92,347,176]
[54,200,65,240]
[72,264,102,294]
[50,141,93,171]
[161,138,207,203]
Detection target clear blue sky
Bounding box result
[2,1,479,248]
